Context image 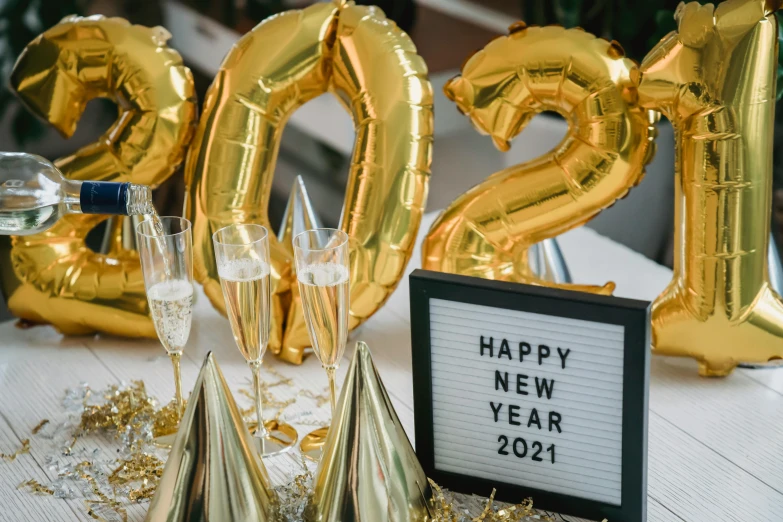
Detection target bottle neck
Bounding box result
[77,181,153,216]
[125,184,155,216]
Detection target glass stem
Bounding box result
[170,351,184,419]
[250,361,269,438]
[325,366,337,415]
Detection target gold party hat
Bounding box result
[278,175,323,256]
[145,352,278,521]
[307,341,433,521]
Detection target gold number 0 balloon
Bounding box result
[638,0,783,376]
[0,16,197,337]
[185,1,433,363]
[422,25,656,293]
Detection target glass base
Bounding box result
[245,419,299,457]
[300,426,329,461]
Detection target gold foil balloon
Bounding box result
[330,5,432,327]
[184,3,334,363]
[145,352,278,521]
[422,25,657,295]
[307,341,433,521]
[0,15,196,337]
[185,1,433,363]
[638,0,783,376]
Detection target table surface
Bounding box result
[1,213,782,522]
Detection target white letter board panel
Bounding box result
[429,297,625,506]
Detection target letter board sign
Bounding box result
[409,269,650,522]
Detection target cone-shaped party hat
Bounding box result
[306,341,433,521]
[145,352,278,521]
[278,175,323,255]
[769,232,783,296]
[528,238,571,284]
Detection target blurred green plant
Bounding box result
[0,0,85,145]
[245,0,285,23]
[522,0,783,101]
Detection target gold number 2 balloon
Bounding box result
[422,24,656,294]
[638,0,783,376]
[0,16,197,337]
[185,1,433,363]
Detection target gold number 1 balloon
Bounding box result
[422,24,656,294]
[185,1,433,363]
[0,16,196,337]
[638,0,783,376]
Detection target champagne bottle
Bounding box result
[0,152,153,235]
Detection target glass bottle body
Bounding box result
[0,152,153,235]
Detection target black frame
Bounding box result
[410,269,651,522]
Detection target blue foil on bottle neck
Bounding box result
[80,181,129,215]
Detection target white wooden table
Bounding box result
[1,213,782,522]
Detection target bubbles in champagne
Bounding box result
[218,258,270,281]
[297,262,349,368]
[218,258,271,362]
[298,262,349,286]
[148,279,193,353]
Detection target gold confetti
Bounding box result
[85,498,127,522]
[13,378,562,522]
[18,479,54,495]
[427,479,554,522]
[80,381,155,437]
[14,378,302,520]
[62,434,79,456]
[151,399,185,441]
[275,455,315,520]
[76,461,128,521]
[474,489,498,521]
[239,385,294,410]
[296,418,332,426]
[109,453,164,485]
[31,419,49,435]
[265,366,294,388]
[128,485,157,502]
[238,378,298,421]
[108,453,164,502]
[16,382,169,520]
[300,388,331,408]
[1,439,30,461]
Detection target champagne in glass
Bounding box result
[297,263,349,368]
[218,258,271,361]
[213,224,298,457]
[147,279,193,353]
[293,228,350,460]
[137,217,194,447]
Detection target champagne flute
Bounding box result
[213,224,298,456]
[293,228,350,459]
[136,217,194,447]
